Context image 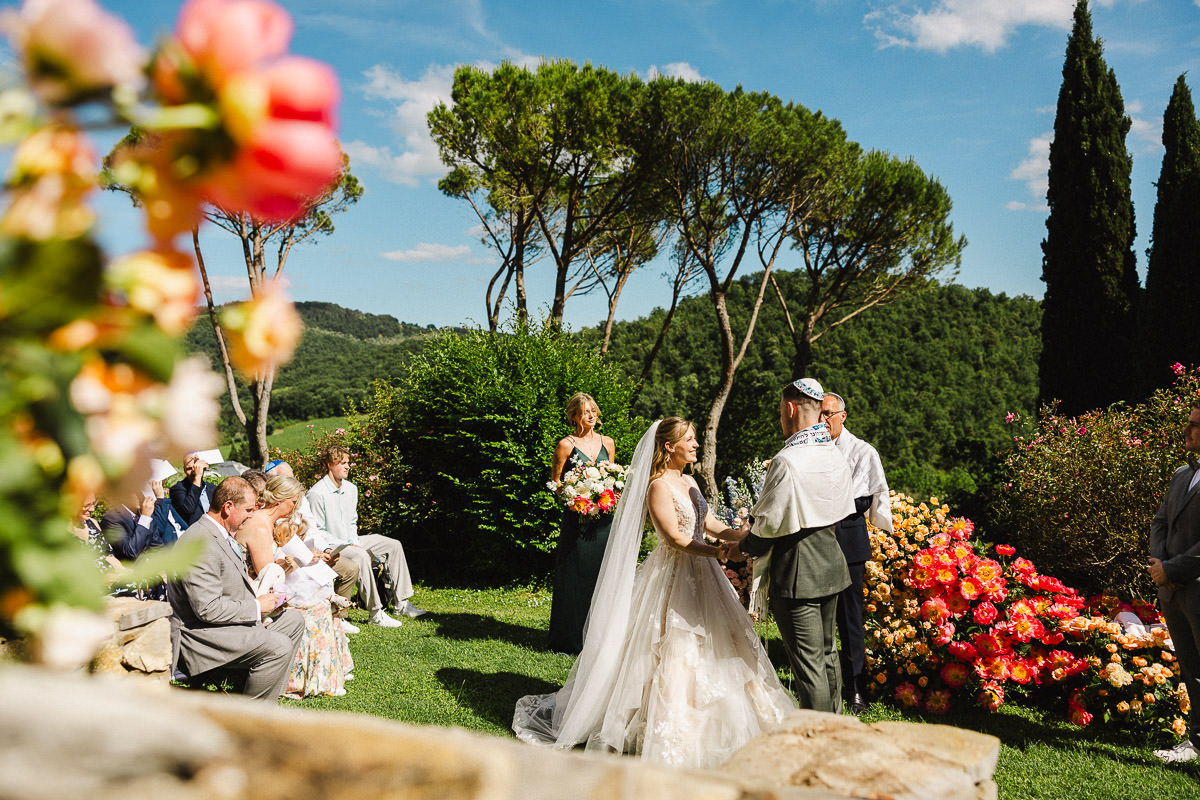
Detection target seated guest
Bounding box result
[238,475,353,697]
[74,494,122,573]
[170,451,216,525]
[101,480,185,561]
[307,445,424,627]
[265,459,360,633]
[241,469,269,502]
[167,475,304,701]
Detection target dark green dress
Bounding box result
[548,444,614,654]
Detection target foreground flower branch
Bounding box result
[865,494,1187,740]
[0,0,341,652]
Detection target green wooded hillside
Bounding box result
[187,281,1040,513]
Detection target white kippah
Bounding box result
[792,377,824,401]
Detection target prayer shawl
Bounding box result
[834,426,894,534]
[748,424,855,616]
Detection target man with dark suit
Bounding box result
[1149,404,1200,763]
[821,391,893,714]
[170,451,216,525]
[101,480,187,561]
[167,476,303,701]
[725,378,855,712]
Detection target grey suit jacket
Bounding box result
[1150,463,1200,605]
[166,515,269,674]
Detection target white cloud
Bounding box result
[647,62,704,82]
[381,242,475,263]
[1008,132,1051,212]
[346,63,456,186]
[865,0,1125,53]
[1125,99,1163,155]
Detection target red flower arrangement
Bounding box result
[864,494,1186,739]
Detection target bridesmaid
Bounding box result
[548,393,617,654]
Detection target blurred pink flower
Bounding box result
[107,248,199,335]
[175,0,290,85]
[5,0,145,104]
[1004,411,1015,424]
[1172,362,1186,376]
[221,282,302,375]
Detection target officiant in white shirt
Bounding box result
[820,391,892,714]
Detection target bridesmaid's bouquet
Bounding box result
[555,461,628,518]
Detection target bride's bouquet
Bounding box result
[554,460,628,518]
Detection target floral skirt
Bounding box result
[284,599,353,698]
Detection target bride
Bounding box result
[513,417,795,769]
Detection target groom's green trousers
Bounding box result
[770,592,843,714]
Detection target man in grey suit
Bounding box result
[1149,404,1200,763]
[725,378,856,712]
[167,476,304,701]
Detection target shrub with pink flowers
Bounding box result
[992,365,1200,597]
[865,494,1187,740]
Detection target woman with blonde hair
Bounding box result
[515,417,795,768]
[547,392,617,654]
[239,474,353,698]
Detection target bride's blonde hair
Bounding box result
[650,417,694,479]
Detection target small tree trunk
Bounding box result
[194,228,247,426]
[699,291,737,503]
[599,268,633,356]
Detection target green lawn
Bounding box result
[265,416,348,454]
[283,585,1200,799]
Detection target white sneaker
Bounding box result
[340,620,360,635]
[1154,740,1198,763]
[400,601,427,618]
[369,609,403,628]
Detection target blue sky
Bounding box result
[92,0,1200,329]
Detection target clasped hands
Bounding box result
[717,522,750,562]
[1148,557,1177,589]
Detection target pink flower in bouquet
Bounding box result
[933,564,957,585]
[948,640,977,663]
[1040,631,1065,646]
[920,596,949,624]
[932,622,956,646]
[995,544,1016,556]
[1008,598,1036,619]
[972,600,999,626]
[1067,702,1093,727]
[978,681,1004,711]
[940,661,970,688]
[908,564,936,590]
[894,682,921,709]
[945,518,973,540]
[972,558,1002,583]
[6,0,145,104]
[1034,575,1067,593]
[981,579,1008,604]
[912,549,936,569]
[976,656,1010,681]
[945,590,971,617]
[958,575,982,601]
[570,495,591,514]
[1007,616,1046,644]
[596,488,617,511]
[1009,659,1036,685]
[924,689,953,715]
[974,631,1009,658]
[1011,557,1036,575]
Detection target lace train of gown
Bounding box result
[514,482,795,769]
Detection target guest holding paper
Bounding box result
[171,451,217,525]
[238,475,353,697]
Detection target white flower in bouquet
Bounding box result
[556,459,628,517]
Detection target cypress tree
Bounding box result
[1139,75,1200,391]
[1039,0,1139,415]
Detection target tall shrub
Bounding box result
[360,320,644,582]
[992,365,1200,597]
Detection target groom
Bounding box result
[725,378,855,713]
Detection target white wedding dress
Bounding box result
[514,472,795,769]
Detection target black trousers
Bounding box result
[835,560,866,696]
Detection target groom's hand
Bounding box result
[723,542,747,562]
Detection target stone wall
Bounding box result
[0,666,997,800]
